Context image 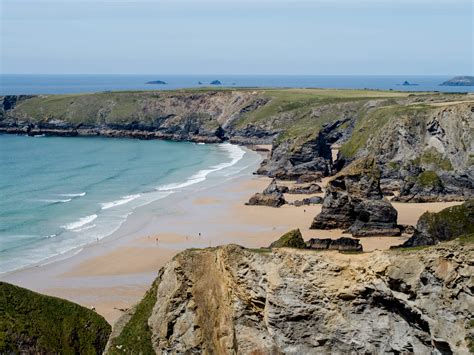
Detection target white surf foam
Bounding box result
[157,143,245,191]
[101,194,141,210]
[40,198,73,204]
[59,192,86,197]
[62,214,98,230]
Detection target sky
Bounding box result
[0,0,472,75]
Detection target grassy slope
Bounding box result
[234,89,408,145]
[107,279,159,354]
[0,282,111,354]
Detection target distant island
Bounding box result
[210,80,222,85]
[145,80,167,85]
[401,81,418,86]
[440,76,474,86]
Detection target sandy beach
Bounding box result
[1,151,463,324]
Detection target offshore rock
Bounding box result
[113,242,474,353]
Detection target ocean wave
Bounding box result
[157,143,245,191]
[40,198,73,204]
[62,214,98,230]
[73,224,96,232]
[59,192,86,197]
[101,194,141,210]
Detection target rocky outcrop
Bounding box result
[341,102,474,201]
[0,282,111,354]
[393,170,465,202]
[306,237,363,251]
[268,229,306,249]
[291,196,323,206]
[346,199,401,237]
[398,199,474,248]
[262,179,288,194]
[110,242,474,354]
[440,76,474,86]
[246,193,285,207]
[246,179,287,207]
[311,157,400,236]
[287,183,321,194]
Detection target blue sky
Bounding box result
[1,0,472,75]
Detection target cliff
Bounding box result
[0,282,111,353]
[107,240,473,354]
[1,89,473,199]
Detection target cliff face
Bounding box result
[108,242,473,354]
[340,102,474,200]
[1,90,473,199]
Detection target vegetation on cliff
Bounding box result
[0,282,111,354]
[268,228,306,248]
[400,199,474,247]
[107,280,158,354]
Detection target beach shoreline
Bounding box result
[1,145,463,324]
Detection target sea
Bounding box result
[0,74,471,274]
[0,135,256,274]
[1,74,473,95]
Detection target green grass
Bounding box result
[419,148,454,171]
[269,229,307,249]
[107,279,159,354]
[0,282,111,354]
[417,170,442,187]
[457,233,474,245]
[339,104,429,158]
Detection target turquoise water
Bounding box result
[0,135,247,273]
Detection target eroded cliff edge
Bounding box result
[107,240,473,354]
[1,89,473,200]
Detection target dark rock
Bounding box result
[401,81,418,86]
[288,183,322,194]
[391,170,466,202]
[146,80,167,85]
[263,179,289,194]
[293,196,323,206]
[307,237,363,252]
[269,229,306,249]
[346,200,400,237]
[396,199,474,248]
[210,80,222,85]
[398,224,416,235]
[311,156,384,230]
[296,173,323,184]
[246,192,285,207]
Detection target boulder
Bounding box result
[296,173,323,184]
[288,183,322,194]
[246,192,285,207]
[396,199,474,247]
[263,179,289,194]
[307,237,363,252]
[293,196,323,206]
[269,229,306,249]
